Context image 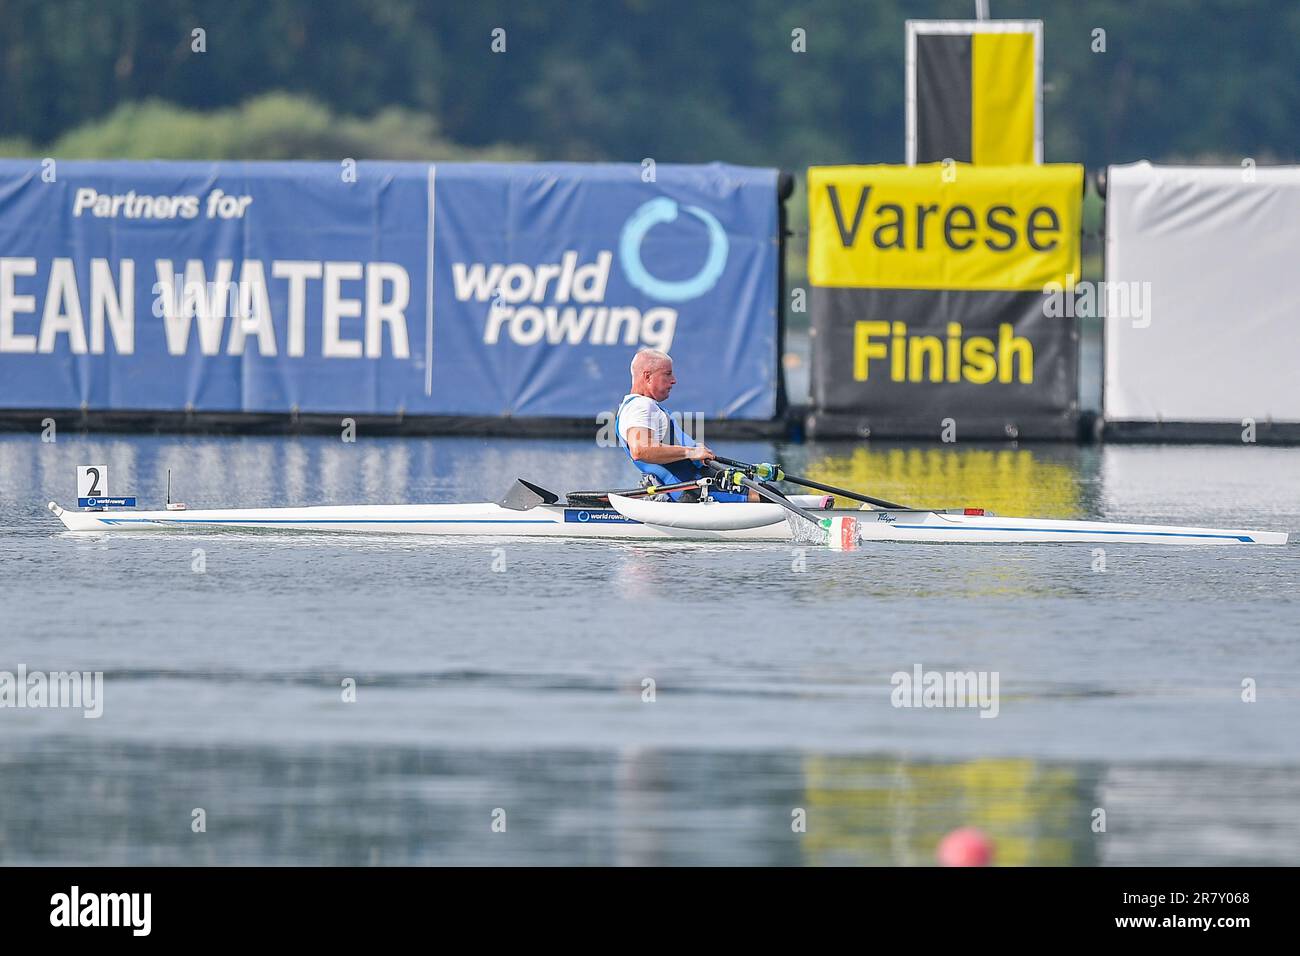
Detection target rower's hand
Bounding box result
[686,443,716,462]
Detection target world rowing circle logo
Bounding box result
[618,197,729,303]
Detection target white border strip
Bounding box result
[1032,20,1043,163]
[905,21,917,165]
[425,164,436,397]
[904,19,1043,166]
[908,19,1042,35]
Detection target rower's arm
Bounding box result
[625,427,712,464]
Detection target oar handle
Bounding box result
[702,462,824,529]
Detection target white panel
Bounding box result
[1105,162,1300,423]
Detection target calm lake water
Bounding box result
[1,433,1297,865]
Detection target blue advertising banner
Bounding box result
[0,160,778,420]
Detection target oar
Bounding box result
[702,462,826,531]
[609,479,706,499]
[712,456,910,510]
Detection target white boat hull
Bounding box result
[852,509,1288,545]
[46,500,1289,545]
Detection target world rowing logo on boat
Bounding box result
[563,509,639,524]
[618,198,729,303]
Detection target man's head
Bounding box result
[630,349,675,401]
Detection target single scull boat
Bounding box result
[46,468,1290,546]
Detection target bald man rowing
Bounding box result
[614,349,757,502]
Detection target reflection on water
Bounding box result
[802,755,1094,866]
[2,741,1296,866]
[802,444,1087,517]
[2,433,1297,867]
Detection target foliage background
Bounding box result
[2,0,1294,166]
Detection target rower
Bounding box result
[614,349,756,502]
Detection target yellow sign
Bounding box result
[808,163,1082,291]
[972,32,1037,165]
[853,320,1034,383]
